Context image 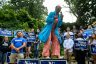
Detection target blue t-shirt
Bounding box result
[11,37,27,53]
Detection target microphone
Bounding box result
[60,11,63,20]
[60,11,63,16]
[60,11,62,14]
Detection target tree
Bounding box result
[64,0,96,27]
[0,0,47,31]
[10,0,48,19]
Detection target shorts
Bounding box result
[27,42,32,47]
[9,53,24,63]
[92,55,96,60]
[64,49,73,52]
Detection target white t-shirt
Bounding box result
[92,39,96,45]
[63,38,74,52]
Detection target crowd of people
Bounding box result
[0,28,41,64]
[0,5,96,64]
[0,25,96,64]
[62,23,96,64]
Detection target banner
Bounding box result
[27,32,36,42]
[0,30,13,37]
[17,59,67,64]
[83,29,93,37]
[17,59,39,64]
[91,45,96,54]
[74,40,88,50]
[8,57,67,64]
[40,59,67,64]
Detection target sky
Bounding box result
[43,0,77,23]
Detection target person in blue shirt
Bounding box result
[38,5,63,58]
[9,31,27,63]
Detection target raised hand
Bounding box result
[54,16,58,23]
[55,18,58,23]
[54,16,58,19]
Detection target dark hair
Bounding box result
[16,31,22,34]
[78,33,83,38]
[55,5,61,9]
[76,31,83,38]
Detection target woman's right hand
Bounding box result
[54,16,58,23]
[55,18,58,23]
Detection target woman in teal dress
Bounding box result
[38,5,63,58]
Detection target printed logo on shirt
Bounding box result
[15,40,22,42]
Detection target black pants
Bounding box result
[34,43,39,58]
[0,52,6,64]
[77,59,85,64]
[75,50,86,64]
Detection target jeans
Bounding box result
[0,52,6,64]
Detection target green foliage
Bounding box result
[64,0,96,26]
[60,22,78,32]
[10,0,48,19]
[16,8,31,22]
[0,5,16,21]
[0,0,47,31]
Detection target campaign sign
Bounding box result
[23,32,28,38]
[83,33,87,39]
[27,36,36,42]
[0,30,13,37]
[83,29,93,37]
[40,59,67,64]
[74,40,88,50]
[91,45,96,54]
[27,32,36,42]
[6,52,11,63]
[17,59,39,64]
